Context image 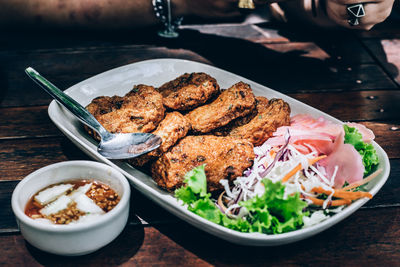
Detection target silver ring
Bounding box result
[347,3,366,26]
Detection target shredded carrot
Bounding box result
[342,168,383,191]
[311,187,372,200]
[281,155,327,183]
[306,196,352,207]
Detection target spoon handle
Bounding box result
[25,67,109,138]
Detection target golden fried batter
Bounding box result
[228,98,291,146]
[151,135,255,192]
[157,72,220,110]
[212,98,261,136]
[128,112,191,166]
[185,82,256,133]
[86,84,165,138]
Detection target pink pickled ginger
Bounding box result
[266,114,343,155]
[265,114,374,188]
[266,115,375,156]
[319,133,364,188]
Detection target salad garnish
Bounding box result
[175,165,308,234]
[175,115,381,234]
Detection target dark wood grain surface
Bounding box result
[1,11,400,266]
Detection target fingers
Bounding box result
[326,0,394,30]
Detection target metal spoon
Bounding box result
[25,67,162,159]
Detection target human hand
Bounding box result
[325,0,395,30]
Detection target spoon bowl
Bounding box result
[25,67,161,159]
[98,131,162,159]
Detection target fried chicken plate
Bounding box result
[151,135,255,192]
[157,72,220,111]
[86,84,165,138]
[186,81,256,133]
[84,74,291,195]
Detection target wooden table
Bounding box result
[1,13,399,266]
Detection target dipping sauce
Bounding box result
[25,180,120,225]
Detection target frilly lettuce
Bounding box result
[344,125,379,175]
[175,165,308,234]
[240,179,307,234]
[175,165,250,231]
[175,164,208,204]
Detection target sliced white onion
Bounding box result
[69,183,92,200]
[74,194,104,214]
[40,195,72,216]
[34,184,73,205]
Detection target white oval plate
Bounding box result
[48,58,390,246]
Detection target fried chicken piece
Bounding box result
[86,84,165,139]
[127,112,191,166]
[151,135,255,192]
[157,72,220,110]
[185,82,256,133]
[212,98,261,136]
[228,98,291,146]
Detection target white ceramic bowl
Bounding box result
[11,160,131,256]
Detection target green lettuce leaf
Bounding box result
[240,179,307,234]
[175,165,208,204]
[188,197,222,224]
[344,125,379,175]
[174,185,198,205]
[175,165,308,234]
[175,165,250,230]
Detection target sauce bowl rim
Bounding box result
[11,160,131,232]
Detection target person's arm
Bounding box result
[0,0,158,29]
[0,0,249,30]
